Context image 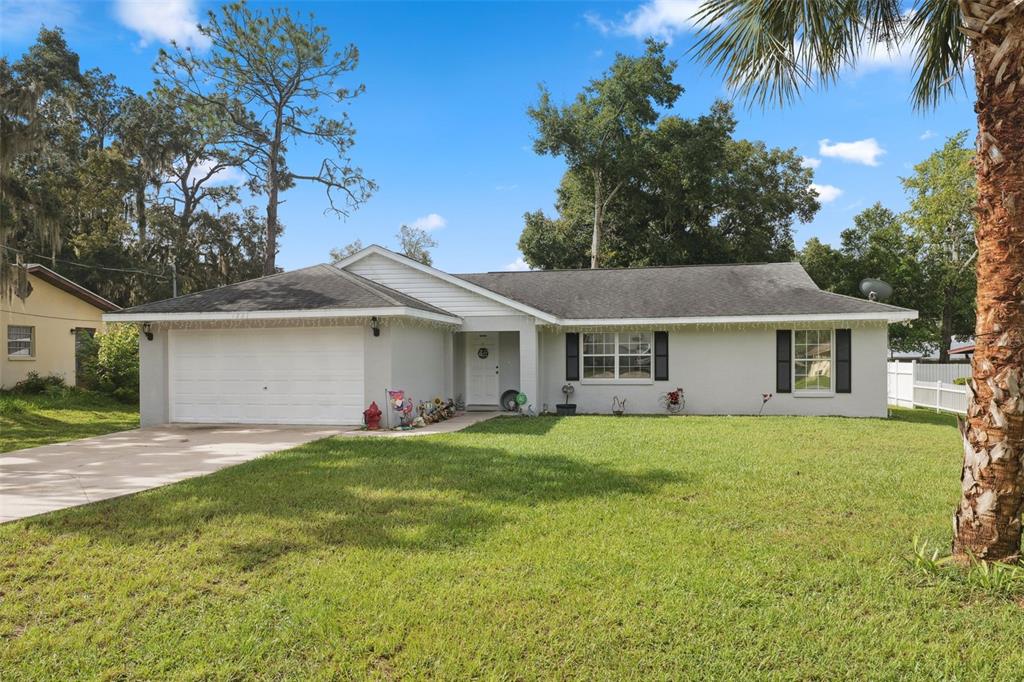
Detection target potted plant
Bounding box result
[661,387,685,414]
[556,383,576,416]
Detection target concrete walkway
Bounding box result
[341,411,504,437]
[0,425,339,523]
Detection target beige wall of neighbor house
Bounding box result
[538,323,889,418]
[1,272,111,389]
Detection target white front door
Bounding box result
[466,333,500,405]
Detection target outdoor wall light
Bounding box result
[142,322,154,341]
[370,316,380,337]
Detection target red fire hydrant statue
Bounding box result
[363,401,382,430]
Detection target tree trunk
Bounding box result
[952,7,1024,563]
[264,118,284,277]
[591,173,603,269]
[135,179,147,244]
[265,183,279,276]
[939,290,954,363]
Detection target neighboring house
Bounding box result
[2,264,120,389]
[105,245,917,426]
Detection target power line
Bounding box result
[2,244,169,278]
[0,309,106,323]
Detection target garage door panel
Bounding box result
[169,327,364,425]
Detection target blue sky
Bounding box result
[1,0,975,273]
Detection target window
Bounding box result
[582,332,652,381]
[7,325,34,358]
[793,329,832,392]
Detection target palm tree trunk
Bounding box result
[952,7,1024,563]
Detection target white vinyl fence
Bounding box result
[887,361,970,414]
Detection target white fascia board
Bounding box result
[335,245,558,324]
[554,311,919,326]
[103,307,463,325]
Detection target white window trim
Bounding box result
[792,327,834,397]
[7,324,36,360]
[580,331,654,385]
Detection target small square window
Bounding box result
[7,325,34,357]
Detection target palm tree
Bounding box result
[692,0,1023,563]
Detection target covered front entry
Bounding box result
[465,332,500,405]
[456,329,528,409]
[168,326,364,425]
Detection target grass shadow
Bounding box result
[888,407,959,428]
[25,436,686,569]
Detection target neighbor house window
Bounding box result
[793,329,832,392]
[582,332,652,381]
[7,325,34,358]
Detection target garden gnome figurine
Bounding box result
[363,401,382,430]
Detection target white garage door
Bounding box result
[169,327,364,425]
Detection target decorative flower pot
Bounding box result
[555,403,577,416]
[666,402,683,415]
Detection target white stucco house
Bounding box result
[105,245,917,427]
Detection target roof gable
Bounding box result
[26,265,120,312]
[336,245,557,321]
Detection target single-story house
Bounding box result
[105,245,917,426]
[2,264,120,389]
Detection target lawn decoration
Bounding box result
[417,397,457,424]
[661,388,685,414]
[758,393,773,416]
[387,389,414,427]
[556,383,576,416]
[612,396,626,416]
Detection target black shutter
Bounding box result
[836,328,852,393]
[654,331,669,381]
[776,330,792,393]
[565,333,579,381]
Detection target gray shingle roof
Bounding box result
[455,262,914,319]
[108,264,454,317]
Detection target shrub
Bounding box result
[79,324,139,404]
[12,371,66,394]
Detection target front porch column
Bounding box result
[519,324,539,411]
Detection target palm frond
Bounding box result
[690,1,953,108]
[907,0,969,110]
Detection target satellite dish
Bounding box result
[859,278,893,302]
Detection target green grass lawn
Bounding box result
[2,410,1021,679]
[0,391,139,453]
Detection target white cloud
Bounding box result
[495,184,519,192]
[186,158,243,186]
[504,257,532,272]
[801,156,821,170]
[583,12,613,35]
[585,1,707,42]
[114,0,209,48]
[920,130,936,140]
[818,138,886,166]
[810,183,843,203]
[855,40,914,73]
[409,213,446,231]
[1,0,79,39]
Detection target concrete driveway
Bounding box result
[0,425,340,523]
